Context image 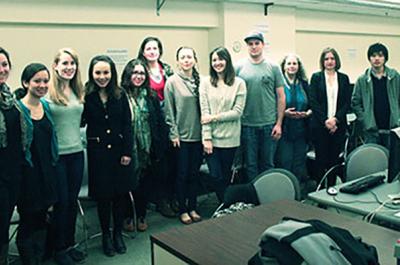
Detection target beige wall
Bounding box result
[1,0,400,88]
[296,9,400,82]
[0,0,218,89]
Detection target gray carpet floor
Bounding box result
[9,193,220,265]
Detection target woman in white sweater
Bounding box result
[199,47,246,203]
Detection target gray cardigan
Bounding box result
[351,66,400,134]
[164,73,201,142]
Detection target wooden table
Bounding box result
[150,200,400,265]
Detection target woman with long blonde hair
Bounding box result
[46,48,86,264]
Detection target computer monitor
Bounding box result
[388,127,400,183]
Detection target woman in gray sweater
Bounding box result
[164,47,202,225]
[46,48,86,265]
[199,47,246,203]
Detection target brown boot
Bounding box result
[137,217,148,232]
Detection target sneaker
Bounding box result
[137,217,148,232]
[54,250,75,265]
[67,247,86,263]
[123,218,135,232]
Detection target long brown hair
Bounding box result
[85,55,121,99]
[209,47,235,87]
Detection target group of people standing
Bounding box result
[1,30,399,265]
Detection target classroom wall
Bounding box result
[219,3,400,82]
[296,9,400,81]
[0,0,218,88]
[1,0,400,88]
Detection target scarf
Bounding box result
[0,83,28,150]
[177,70,199,97]
[0,83,16,147]
[128,89,152,169]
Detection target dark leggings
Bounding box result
[132,169,152,219]
[0,183,19,246]
[97,194,125,234]
[206,147,237,203]
[175,141,203,214]
[16,209,48,263]
[51,151,84,251]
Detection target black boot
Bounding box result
[0,244,8,265]
[54,250,75,265]
[102,232,115,257]
[113,231,126,254]
[32,229,46,265]
[17,237,35,265]
[158,200,176,218]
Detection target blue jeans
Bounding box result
[206,147,237,203]
[241,125,277,181]
[175,141,203,214]
[52,151,84,251]
[277,137,308,183]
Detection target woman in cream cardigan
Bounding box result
[199,47,246,203]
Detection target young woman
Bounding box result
[199,47,246,203]
[82,55,133,257]
[137,36,174,102]
[120,58,168,231]
[137,36,176,217]
[309,48,351,186]
[0,48,25,265]
[16,63,58,265]
[164,46,202,225]
[277,54,311,184]
[47,48,85,264]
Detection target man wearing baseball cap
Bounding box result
[236,30,286,180]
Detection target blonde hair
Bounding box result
[49,48,84,105]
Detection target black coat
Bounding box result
[0,106,23,185]
[145,95,169,161]
[309,71,351,131]
[82,91,134,200]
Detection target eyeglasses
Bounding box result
[132,71,146,76]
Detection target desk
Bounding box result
[308,178,400,226]
[150,200,399,265]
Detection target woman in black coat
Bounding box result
[120,58,169,232]
[82,55,133,257]
[309,47,351,186]
[0,47,24,265]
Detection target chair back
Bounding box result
[251,168,300,204]
[79,127,89,198]
[223,183,258,206]
[345,143,389,182]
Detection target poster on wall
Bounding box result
[106,48,129,66]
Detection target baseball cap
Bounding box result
[244,30,264,43]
